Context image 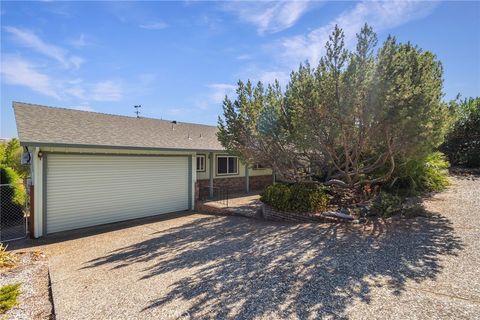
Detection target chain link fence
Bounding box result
[0,183,28,242]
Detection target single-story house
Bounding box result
[13,102,273,238]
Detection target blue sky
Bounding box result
[1,1,479,138]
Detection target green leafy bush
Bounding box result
[261,183,330,213]
[261,183,291,211]
[0,165,26,205]
[372,191,402,217]
[385,152,450,195]
[0,283,21,314]
[441,97,480,168]
[0,138,29,178]
[0,165,26,231]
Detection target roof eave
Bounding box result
[19,141,225,153]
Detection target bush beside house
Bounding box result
[441,97,480,168]
[383,152,450,196]
[0,165,26,229]
[261,183,330,213]
[1,139,28,230]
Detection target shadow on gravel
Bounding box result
[84,213,463,319]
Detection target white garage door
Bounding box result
[46,154,190,234]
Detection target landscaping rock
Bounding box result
[0,251,53,320]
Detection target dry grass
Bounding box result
[0,244,18,270]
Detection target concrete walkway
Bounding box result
[200,193,263,218]
[13,175,480,319]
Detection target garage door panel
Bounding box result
[46,154,189,234]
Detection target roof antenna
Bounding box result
[134,105,141,118]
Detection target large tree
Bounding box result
[218,24,450,189]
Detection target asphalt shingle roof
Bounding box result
[13,102,224,151]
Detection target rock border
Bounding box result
[262,204,348,223]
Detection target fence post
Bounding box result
[28,185,34,238]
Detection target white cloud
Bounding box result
[224,1,314,34]
[69,33,89,48]
[280,1,438,65]
[4,26,84,69]
[64,79,123,102]
[193,83,236,110]
[64,85,86,100]
[165,107,192,116]
[207,83,236,104]
[68,105,95,112]
[237,54,252,60]
[69,56,85,69]
[91,80,123,101]
[1,55,122,102]
[258,71,290,86]
[138,21,168,30]
[1,55,60,99]
[62,78,123,102]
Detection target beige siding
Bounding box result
[46,154,190,234]
[196,152,272,180]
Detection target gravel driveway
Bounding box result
[15,175,480,319]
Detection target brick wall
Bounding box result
[250,175,273,191]
[195,201,233,216]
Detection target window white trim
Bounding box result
[196,154,206,172]
[216,155,239,176]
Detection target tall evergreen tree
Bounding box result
[218,25,450,189]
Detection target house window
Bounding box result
[216,156,238,175]
[196,154,206,172]
[253,163,268,170]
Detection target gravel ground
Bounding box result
[10,175,480,319]
[0,252,53,320]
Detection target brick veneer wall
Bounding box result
[249,174,273,191]
[195,201,233,216]
[197,175,273,199]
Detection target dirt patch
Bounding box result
[0,251,54,320]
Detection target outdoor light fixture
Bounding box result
[38,151,43,159]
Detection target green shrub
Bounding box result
[372,191,402,217]
[261,183,330,213]
[441,97,480,168]
[386,152,450,195]
[0,165,26,205]
[261,183,291,211]
[0,283,21,314]
[0,165,26,231]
